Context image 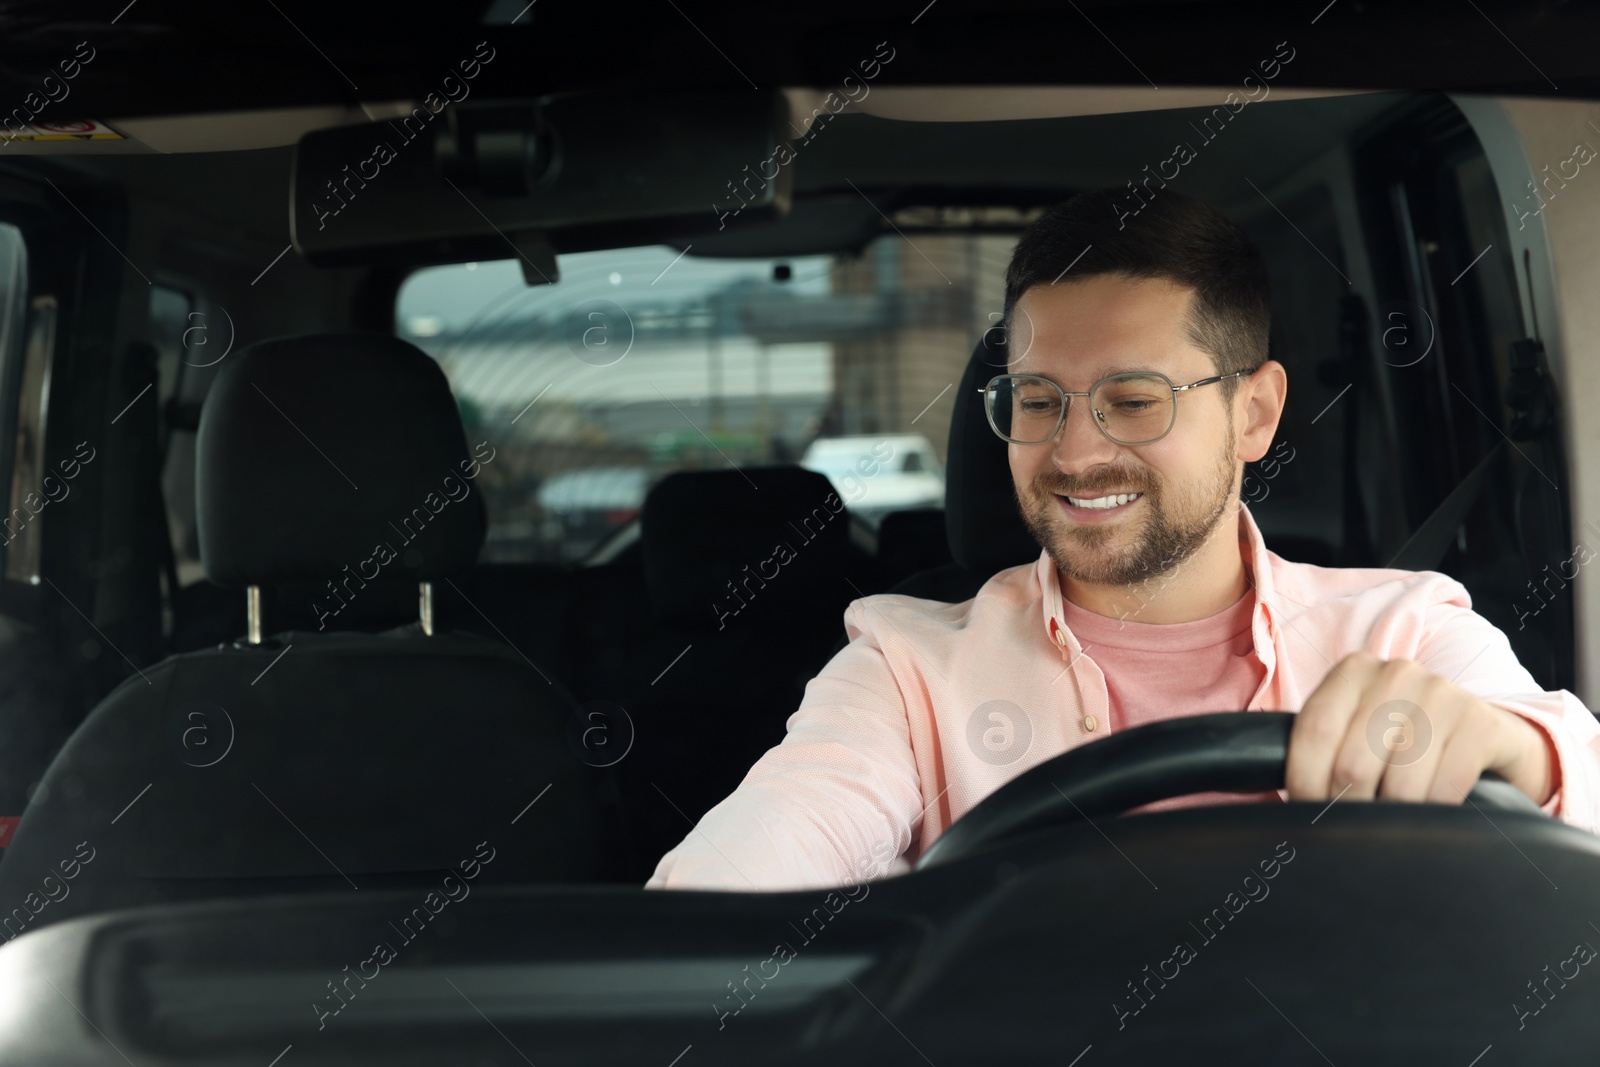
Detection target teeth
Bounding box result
[1066,492,1141,509]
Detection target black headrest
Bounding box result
[640,466,852,629]
[197,333,487,588]
[945,331,1042,575]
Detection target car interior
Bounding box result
[0,1,1598,1063]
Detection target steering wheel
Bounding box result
[916,711,1544,871]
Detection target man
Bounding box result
[646,188,1600,891]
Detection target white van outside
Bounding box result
[801,433,946,526]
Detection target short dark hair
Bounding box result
[1003,188,1270,400]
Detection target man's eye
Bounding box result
[1112,399,1156,413]
[1019,398,1060,414]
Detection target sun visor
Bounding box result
[290,89,793,269]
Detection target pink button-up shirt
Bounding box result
[646,504,1599,891]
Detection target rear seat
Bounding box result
[437,562,577,668]
[875,507,953,587]
[572,466,876,879]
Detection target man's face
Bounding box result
[1006,274,1241,587]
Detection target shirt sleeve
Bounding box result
[644,598,927,891]
[1413,582,1600,832]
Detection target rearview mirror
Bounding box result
[291,89,792,269]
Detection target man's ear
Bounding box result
[1236,359,1287,463]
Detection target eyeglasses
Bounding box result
[980,367,1259,446]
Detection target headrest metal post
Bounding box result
[419,581,434,636]
[246,585,262,645]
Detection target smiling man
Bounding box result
[646,188,1600,892]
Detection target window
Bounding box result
[398,236,1011,562]
[0,224,22,372]
[148,285,200,586]
[1348,106,1568,688]
[0,224,39,584]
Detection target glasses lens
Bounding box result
[988,376,1063,443]
[1092,373,1176,443]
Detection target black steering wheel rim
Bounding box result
[915,711,1545,871]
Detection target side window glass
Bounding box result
[148,286,199,585]
[0,225,22,371]
[0,225,37,583]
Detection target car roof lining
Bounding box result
[38,88,1419,266]
[5,0,1598,118]
[0,86,1379,157]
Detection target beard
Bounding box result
[1016,420,1239,587]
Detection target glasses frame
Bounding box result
[979,366,1261,446]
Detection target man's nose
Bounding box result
[1050,395,1121,472]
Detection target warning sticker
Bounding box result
[1,119,122,142]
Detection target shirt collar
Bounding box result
[1038,503,1280,656]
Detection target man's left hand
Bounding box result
[1286,651,1553,807]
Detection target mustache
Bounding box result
[1032,470,1156,497]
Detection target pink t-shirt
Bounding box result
[1061,586,1265,730]
[1062,587,1278,813]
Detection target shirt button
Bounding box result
[1053,626,1067,646]
[1084,715,1098,732]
